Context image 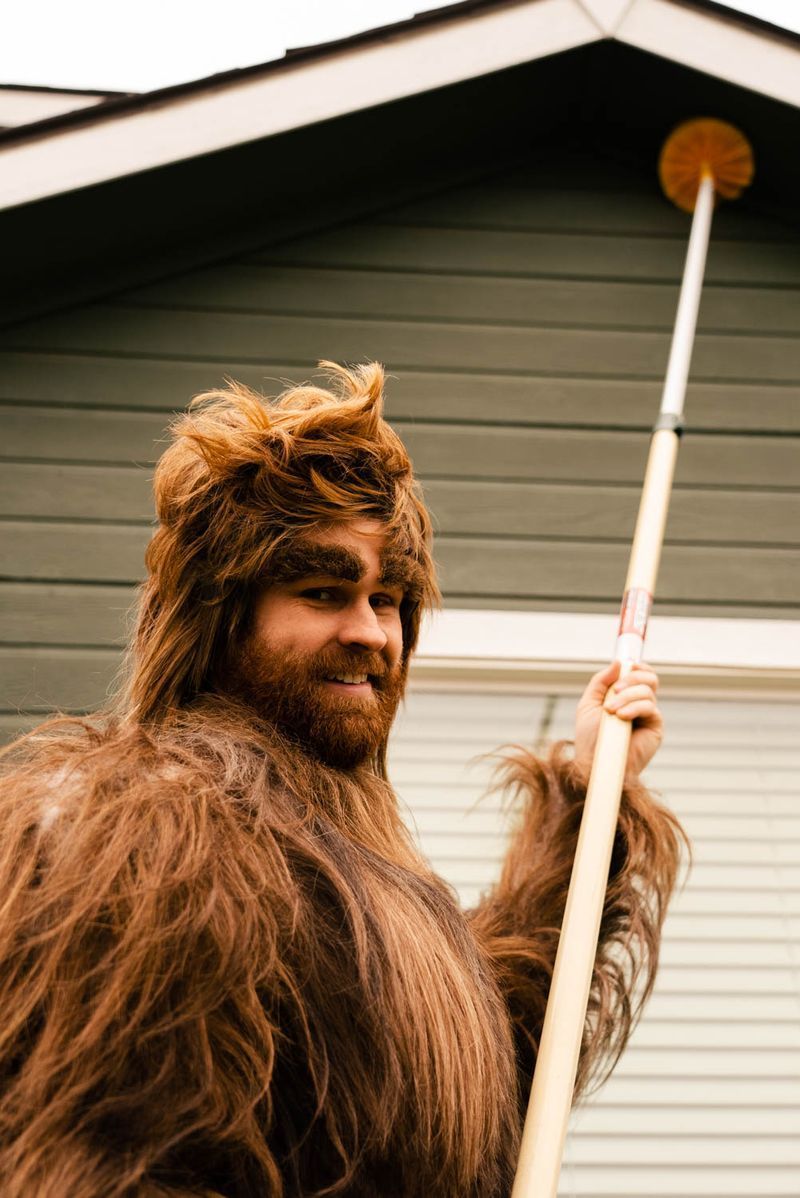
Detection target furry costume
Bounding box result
[0,365,684,1197]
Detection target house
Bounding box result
[1,1,798,1192]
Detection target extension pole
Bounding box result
[511,120,753,1198]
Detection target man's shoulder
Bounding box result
[0,710,262,835]
[2,712,199,776]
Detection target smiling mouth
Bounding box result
[324,673,373,689]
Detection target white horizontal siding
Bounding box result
[388,688,800,1198]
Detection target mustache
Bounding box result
[307,648,391,682]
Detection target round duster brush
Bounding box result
[659,116,754,211]
[510,119,754,1198]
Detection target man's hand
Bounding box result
[574,660,663,781]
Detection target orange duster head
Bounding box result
[659,117,754,213]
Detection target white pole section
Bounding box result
[509,171,717,1198]
[660,171,715,417]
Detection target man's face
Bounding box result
[232,519,409,769]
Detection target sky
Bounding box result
[2,0,799,94]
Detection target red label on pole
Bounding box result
[618,588,652,639]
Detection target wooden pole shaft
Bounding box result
[510,428,679,1198]
[508,146,739,1198]
[510,708,631,1194]
[510,173,715,1197]
[626,431,680,588]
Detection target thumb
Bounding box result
[581,659,621,706]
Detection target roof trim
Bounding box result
[0,82,128,98]
[617,0,800,107]
[0,0,599,211]
[0,0,798,213]
[0,87,124,131]
[0,0,571,150]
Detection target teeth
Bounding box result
[330,673,368,685]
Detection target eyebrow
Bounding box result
[269,543,365,584]
[268,540,425,599]
[379,548,425,602]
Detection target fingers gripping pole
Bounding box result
[511,119,753,1196]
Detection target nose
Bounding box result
[336,598,388,654]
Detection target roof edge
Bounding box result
[4,0,799,152]
[684,0,800,45]
[0,82,130,98]
[0,0,798,212]
[0,0,529,150]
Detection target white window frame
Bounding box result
[411,609,800,700]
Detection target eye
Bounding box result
[301,587,337,602]
[370,592,402,609]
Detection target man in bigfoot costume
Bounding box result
[0,363,683,1198]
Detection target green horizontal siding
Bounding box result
[257,224,800,285]
[0,646,121,711]
[3,464,797,544]
[3,308,799,381]
[3,523,797,601]
[375,180,790,240]
[2,407,798,487]
[2,353,798,431]
[1,156,799,723]
[111,265,800,335]
[0,463,152,521]
[0,583,134,645]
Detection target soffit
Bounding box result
[0,0,798,213]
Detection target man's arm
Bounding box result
[0,717,286,1198]
[468,663,687,1101]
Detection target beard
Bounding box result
[227,638,406,770]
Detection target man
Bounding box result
[0,362,683,1198]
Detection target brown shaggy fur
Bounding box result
[0,364,686,1196]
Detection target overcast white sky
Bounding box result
[3,0,799,93]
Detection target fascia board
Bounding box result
[617,0,800,108]
[578,0,636,35]
[0,90,109,127]
[415,609,800,674]
[0,0,599,212]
